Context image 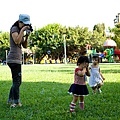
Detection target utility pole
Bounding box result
[63,34,67,64]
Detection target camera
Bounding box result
[25,24,33,36]
[27,24,33,32]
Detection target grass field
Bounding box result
[0,63,120,120]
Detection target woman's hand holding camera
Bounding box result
[21,26,30,32]
[21,26,31,37]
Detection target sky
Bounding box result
[0,0,120,32]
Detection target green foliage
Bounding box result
[29,24,64,63]
[92,23,106,50]
[0,64,120,120]
[112,23,120,48]
[93,23,105,34]
[0,23,111,62]
[0,32,9,60]
[29,24,106,62]
[73,26,91,46]
[2,22,120,63]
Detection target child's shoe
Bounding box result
[10,103,22,108]
[79,102,84,110]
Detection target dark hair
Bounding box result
[77,56,89,65]
[93,55,99,62]
[11,20,21,31]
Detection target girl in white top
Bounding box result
[89,55,105,93]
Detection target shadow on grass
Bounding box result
[0,80,120,120]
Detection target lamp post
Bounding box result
[63,34,67,64]
[33,45,37,64]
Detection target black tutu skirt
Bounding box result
[68,84,89,96]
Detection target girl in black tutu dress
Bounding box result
[68,56,90,112]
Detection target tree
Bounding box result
[29,23,65,63]
[0,32,9,60]
[92,23,106,51]
[112,23,120,48]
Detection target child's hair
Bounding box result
[92,55,99,63]
[77,56,89,65]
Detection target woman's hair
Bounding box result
[11,20,21,30]
[77,56,89,65]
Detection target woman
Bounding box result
[7,14,32,107]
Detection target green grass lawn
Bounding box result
[0,63,120,120]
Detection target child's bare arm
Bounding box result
[100,72,105,80]
[86,67,90,76]
[99,68,105,80]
